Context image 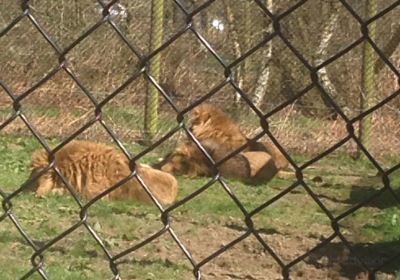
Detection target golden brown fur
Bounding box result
[215,150,278,184]
[155,143,279,184]
[190,104,248,152]
[190,104,288,169]
[154,104,289,184]
[248,141,289,171]
[29,140,178,205]
[154,141,212,177]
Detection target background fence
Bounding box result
[0,0,399,279]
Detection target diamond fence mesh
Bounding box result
[0,0,400,279]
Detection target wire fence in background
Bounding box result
[0,0,400,279]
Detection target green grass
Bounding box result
[103,106,145,131]
[0,135,399,279]
[103,105,180,135]
[0,106,61,119]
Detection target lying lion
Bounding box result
[155,140,280,184]
[28,140,178,205]
[155,104,289,184]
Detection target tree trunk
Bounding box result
[253,0,273,108]
[315,1,340,120]
[358,0,377,157]
[144,0,165,142]
[223,1,244,102]
[374,26,400,74]
[243,0,252,89]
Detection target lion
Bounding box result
[214,149,279,184]
[154,104,289,183]
[28,140,178,205]
[155,142,279,184]
[189,104,248,152]
[154,141,212,177]
[190,104,288,169]
[248,140,289,171]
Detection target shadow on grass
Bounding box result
[317,185,400,210]
[305,240,400,279]
[346,186,400,209]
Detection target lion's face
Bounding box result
[160,153,188,175]
[159,142,212,177]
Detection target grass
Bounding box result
[0,134,399,279]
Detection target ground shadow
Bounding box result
[346,186,400,209]
[305,240,400,279]
[315,185,400,210]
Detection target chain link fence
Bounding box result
[1,0,400,279]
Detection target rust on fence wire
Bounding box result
[0,0,399,279]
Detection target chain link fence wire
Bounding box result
[0,0,400,279]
